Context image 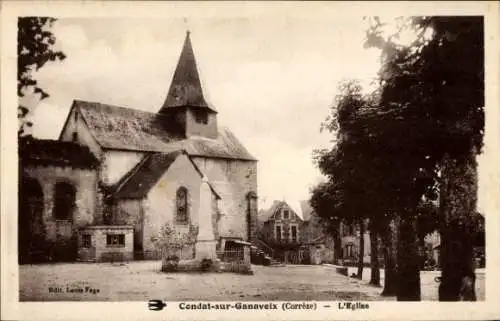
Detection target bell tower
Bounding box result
[158,31,218,139]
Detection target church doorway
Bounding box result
[18,177,45,264]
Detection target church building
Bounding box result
[19,31,259,263]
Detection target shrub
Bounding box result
[151,223,198,272]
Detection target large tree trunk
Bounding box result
[438,151,477,301]
[356,219,365,279]
[369,220,381,286]
[397,214,421,301]
[333,229,342,265]
[330,219,342,265]
[381,218,398,296]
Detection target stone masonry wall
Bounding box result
[142,154,219,253]
[185,109,218,139]
[114,198,144,255]
[22,165,99,242]
[78,226,134,262]
[191,157,258,243]
[59,107,102,158]
[101,150,145,186]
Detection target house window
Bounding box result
[283,210,290,220]
[53,182,76,221]
[106,234,125,247]
[81,234,92,248]
[291,225,298,243]
[276,225,282,242]
[345,243,353,258]
[176,187,188,223]
[72,132,78,142]
[194,110,208,124]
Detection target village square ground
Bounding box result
[20,262,485,301]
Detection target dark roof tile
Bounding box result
[73,100,256,161]
[113,151,221,199]
[160,31,215,112]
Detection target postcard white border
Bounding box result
[2,1,499,320]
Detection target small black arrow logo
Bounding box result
[148,299,167,311]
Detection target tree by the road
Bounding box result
[364,16,484,301]
[311,79,394,284]
[368,220,381,287]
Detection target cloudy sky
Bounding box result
[20,14,490,213]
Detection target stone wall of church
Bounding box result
[59,108,147,188]
[141,154,219,253]
[59,107,103,158]
[22,164,99,242]
[185,109,218,139]
[114,198,144,255]
[101,150,145,186]
[191,157,258,242]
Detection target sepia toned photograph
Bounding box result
[2,2,499,320]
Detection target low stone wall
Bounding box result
[161,258,253,275]
[219,260,253,275]
[323,264,349,276]
[100,251,133,262]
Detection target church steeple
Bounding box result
[160,31,214,111]
[159,31,218,139]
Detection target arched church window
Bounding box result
[176,187,188,223]
[53,182,76,221]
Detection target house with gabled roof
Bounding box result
[19,31,258,263]
[257,199,336,264]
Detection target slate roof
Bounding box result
[160,31,216,112]
[259,200,304,222]
[113,150,221,199]
[19,138,99,169]
[72,100,256,161]
[259,199,315,222]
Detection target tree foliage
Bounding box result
[312,80,385,221]
[365,16,484,167]
[311,16,484,300]
[18,17,66,136]
[364,16,484,301]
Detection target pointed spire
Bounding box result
[161,31,214,111]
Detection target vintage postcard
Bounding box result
[1,1,499,320]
